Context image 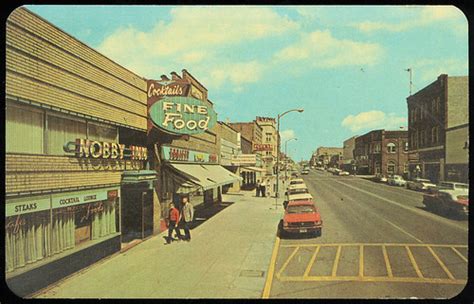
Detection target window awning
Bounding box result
[167,163,242,193]
[242,166,267,172]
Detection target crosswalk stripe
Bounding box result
[359,245,364,277]
[331,245,342,277]
[427,246,455,280]
[304,246,320,277]
[451,247,468,263]
[405,246,424,278]
[382,245,393,278]
[276,246,299,279]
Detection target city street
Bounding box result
[265,170,468,299]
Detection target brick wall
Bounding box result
[6,8,147,130]
[6,154,143,195]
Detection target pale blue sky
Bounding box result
[26,5,468,161]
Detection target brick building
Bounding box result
[407,74,468,183]
[312,147,343,168]
[354,130,408,176]
[342,136,358,171]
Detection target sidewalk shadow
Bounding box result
[188,201,235,230]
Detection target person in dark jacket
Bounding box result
[166,203,181,244]
[256,180,261,197]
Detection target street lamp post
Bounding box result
[274,108,304,209]
[284,138,297,182]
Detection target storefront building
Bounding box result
[217,121,242,193]
[6,8,155,296]
[146,71,241,230]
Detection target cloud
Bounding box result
[352,6,465,33]
[411,58,468,85]
[97,6,297,90]
[341,111,407,132]
[280,129,297,143]
[273,30,383,68]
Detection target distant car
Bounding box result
[281,200,322,237]
[406,178,436,191]
[374,174,388,183]
[287,183,309,194]
[316,167,325,171]
[423,189,469,217]
[331,168,341,175]
[387,175,407,186]
[338,171,350,176]
[301,169,310,175]
[289,178,305,186]
[291,171,299,178]
[434,181,469,192]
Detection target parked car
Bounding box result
[338,171,350,176]
[286,184,309,196]
[373,174,388,183]
[434,181,469,192]
[406,178,436,191]
[423,189,469,217]
[331,168,341,175]
[387,175,407,186]
[281,200,322,237]
[283,192,314,209]
[289,178,305,186]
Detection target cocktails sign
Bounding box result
[149,96,217,135]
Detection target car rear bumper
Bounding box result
[283,224,322,234]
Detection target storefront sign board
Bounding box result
[161,146,218,164]
[6,196,51,216]
[231,154,257,165]
[253,143,273,151]
[149,96,217,135]
[64,139,147,160]
[51,187,118,209]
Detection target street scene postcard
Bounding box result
[4,4,470,300]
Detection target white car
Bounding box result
[387,175,407,186]
[406,178,436,191]
[338,171,350,176]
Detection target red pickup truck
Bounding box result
[281,200,322,237]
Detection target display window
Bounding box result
[5,211,51,272]
[5,196,119,273]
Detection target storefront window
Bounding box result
[6,211,51,273]
[6,197,119,273]
[47,114,87,155]
[88,122,118,142]
[6,103,44,154]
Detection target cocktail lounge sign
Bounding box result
[147,79,217,135]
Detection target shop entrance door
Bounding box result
[121,184,154,244]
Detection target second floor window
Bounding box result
[387,143,396,153]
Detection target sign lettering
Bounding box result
[162,146,218,164]
[68,139,147,160]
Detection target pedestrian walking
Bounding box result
[260,180,266,197]
[166,203,181,244]
[179,197,194,241]
[266,179,271,197]
[256,180,260,197]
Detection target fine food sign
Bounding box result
[149,96,217,135]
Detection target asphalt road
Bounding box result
[266,170,468,299]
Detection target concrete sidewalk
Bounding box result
[33,191,283,299]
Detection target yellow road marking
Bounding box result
[451,247,468,263]
[262,236,280,299]
[427,246,455,280]
[278,275,466,285]
[359,245,364,277]
[280,243,467,248]
[331,245,342,277]
[276,246,299,279]
[303,245,320,277]
[382,245,393,278]
[406,246,424,278]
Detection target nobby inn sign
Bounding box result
[149,96,217,135]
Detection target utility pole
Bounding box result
[405,68,413,96]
